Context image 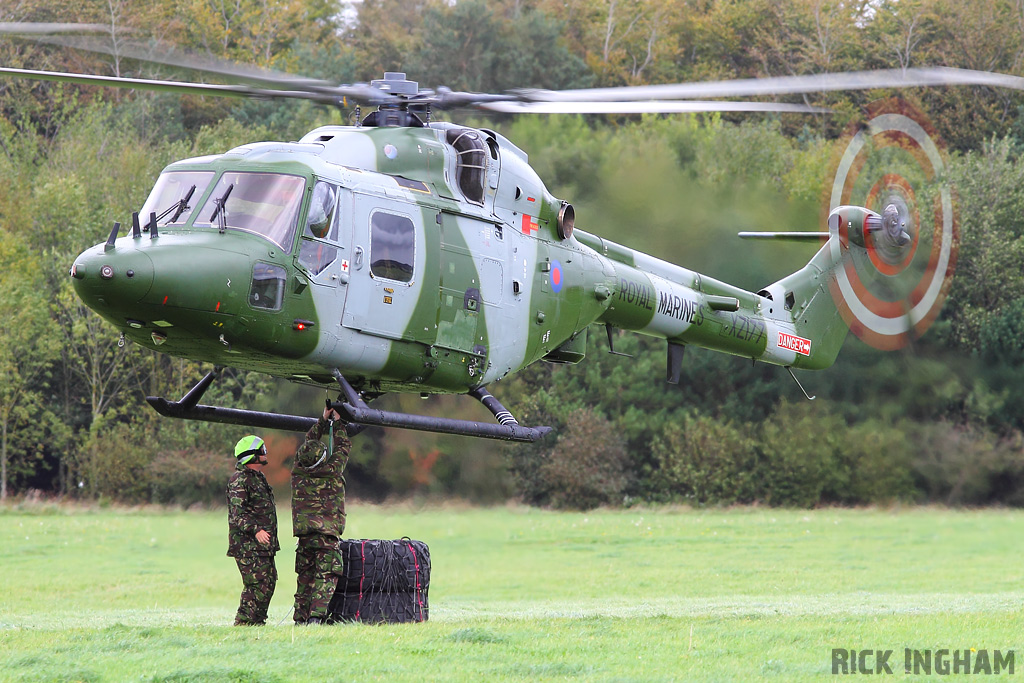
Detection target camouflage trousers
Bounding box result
[233,553,277,625]
[294,542,343,623]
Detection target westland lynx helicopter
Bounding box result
[3,30,1006,441]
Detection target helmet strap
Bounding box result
[239,445,266,466]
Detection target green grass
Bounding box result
[1,504,1021,681]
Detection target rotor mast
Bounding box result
[359,72,428,127]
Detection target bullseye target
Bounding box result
[827,98,959,350]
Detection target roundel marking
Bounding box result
[550,260,563,293]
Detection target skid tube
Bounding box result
[146,368,552,442]
[327,371,552,442]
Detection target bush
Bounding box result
[646,415,758,505]
[537,408,630,510]
[833,420,918,505]
[755,402,846,507]
[147,448,234,507]
[86,423,152,504]
[911,423,1024,506]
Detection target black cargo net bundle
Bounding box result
[328,539,430,624]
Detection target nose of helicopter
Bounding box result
[71,242,155,314]
[70,233,266,349]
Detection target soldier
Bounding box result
[292,405,351,625]
[226,435,279,626]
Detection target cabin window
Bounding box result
[139,170,215,227]
[446,128,486,205]
[194,171,305,251]
[249,263,286,311]
[370,211,415,283]
[298,181,340,276]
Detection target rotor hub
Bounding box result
[370,72,419,97]
[869,200,914,268]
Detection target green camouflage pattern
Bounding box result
[226,462,280,557]
[233,553,277,625]
[72,120,856,419]
[293,543,344,623]
[291,417,349,539]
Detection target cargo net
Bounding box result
[328,539,430,624]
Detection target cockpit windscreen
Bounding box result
[139,170,215,227]
[194,171,306,250]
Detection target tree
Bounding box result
[537,0,688,86]
[177,0,337,66]
[397,0,590,93]
[0,233,59,499]
[944,137,1024,351]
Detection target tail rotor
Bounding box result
[825,98,959,351]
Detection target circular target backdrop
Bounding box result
[827,98,959,350]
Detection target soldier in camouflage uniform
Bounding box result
[291,405,350,625]
[227,435,280,626]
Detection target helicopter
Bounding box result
[0,29,999,442]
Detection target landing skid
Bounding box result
[146,367,552,442]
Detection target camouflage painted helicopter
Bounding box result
[2,30,1005,441]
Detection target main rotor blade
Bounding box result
[0,23,389,105]
[479,100,829,114]
[519,67,1024,103]
[0,66,343,104]
[0,22,109,35]
[739,231,831,240]
[14,33,344,94]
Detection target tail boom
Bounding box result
[574,230,847,370]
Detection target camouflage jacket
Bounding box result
[227,462,280,557]
[291,417,350,544]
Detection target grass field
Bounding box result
[1,502,1021,681]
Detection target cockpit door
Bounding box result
[342,192,438,344]
[294,182,349,336]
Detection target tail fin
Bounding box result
[757,238,848,370]
[744,201,953,368]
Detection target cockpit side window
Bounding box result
[139,170,215,227]
[446,128,486,205]
[297,181,340,276]
[249,262,286,311]
[370,211,415,283]
[304,181,337,239]
[194,171,306,251]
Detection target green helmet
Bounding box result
[234,435,267,465]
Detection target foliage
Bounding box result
[641,403,919,509]
[2,0,1024,507]
[0,232,60,499]
[535,407,630,510]
[148,448,234,506]
[85,421,153,503]
[911,422,1024,506]
[756,402,919,507]
[408,0,591,93]
[646,413,759,505]
[944,137,1024,352]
